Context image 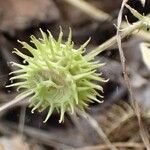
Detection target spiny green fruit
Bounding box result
[8,29,106,123]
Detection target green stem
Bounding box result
[87,20,144,58]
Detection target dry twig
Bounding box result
[116,1,150,149]
[76,109,118,150]
[63,0,112,21]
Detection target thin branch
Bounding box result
[18,105,26,135]
[87,20,144,58]
[0,91,33,112]
[116,1,150,150]
[88,11,150,58]
[63,0,112,21]
[76,109,118,150]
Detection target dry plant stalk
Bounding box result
[116,1,150,149]
[63,0,112,21]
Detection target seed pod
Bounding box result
[8,29,107,123]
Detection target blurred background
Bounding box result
[0,0,150,150]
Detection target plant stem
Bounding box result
[0,91,33,112]
[63,0,111,21]
[87,20,144,58]
[76,109,118,150]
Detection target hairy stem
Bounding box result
[87,20,144,58]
